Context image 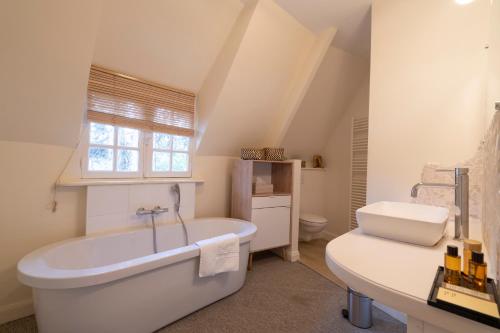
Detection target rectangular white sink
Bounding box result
[356,201,449,246]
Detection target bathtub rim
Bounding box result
[17,218,256,290]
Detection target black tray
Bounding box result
[427,266,500,329]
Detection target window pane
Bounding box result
[117,149,138,172]
[153,151,170,172]
[117,127,139,148]
[89,123,114,145]
[88,147,113,171]
[153,133,172,150]
[172,152,189,172]
[172,135,189,151]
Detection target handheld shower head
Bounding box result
[171,184,181,212]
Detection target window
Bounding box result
[85,122,142,178]
[84,122,192,178]
[83,65,196,179]
[145,132,192,177]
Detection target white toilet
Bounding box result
[299,213,328,241]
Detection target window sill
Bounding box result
[56,177,204,187]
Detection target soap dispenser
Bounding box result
[469,251,487,292]
[444,245,461,285]
[463,239,482,276]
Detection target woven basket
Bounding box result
[264,147,285,161]
[241,148,264,160]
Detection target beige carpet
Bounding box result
[299,238,347,290]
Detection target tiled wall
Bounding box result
[414,111,500,284]
[480,111,499,284]
[86,183,196,235]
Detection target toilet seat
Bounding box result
[299,213,328,225]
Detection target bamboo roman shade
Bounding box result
[87,65,196,137]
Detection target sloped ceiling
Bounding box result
[274,0,372,58]
[0,0,103,147]
[93,0,243,93]
[196,0,335,156]
[281,47,370,160]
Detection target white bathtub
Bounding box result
[18,218,256,333]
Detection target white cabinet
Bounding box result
[250,196,291,252]
[231,160,295,256]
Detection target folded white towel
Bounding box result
[195,233,239,278]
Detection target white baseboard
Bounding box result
[0,299,34,325]
[373,301,407,324]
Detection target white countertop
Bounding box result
[325,219,497,333]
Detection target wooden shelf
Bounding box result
[301,168,326,171]
[246,159,293,164]
[252,192,291,197]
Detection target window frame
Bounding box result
[143,132,193,178]
[82,122,193,179]
[82,122,144,179]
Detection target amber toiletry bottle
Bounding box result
[463,239,482,276]
[444,245,461,285]
[469,251,487,292]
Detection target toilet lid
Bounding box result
[299,213,328,224]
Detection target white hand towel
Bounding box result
[195,233,239,278]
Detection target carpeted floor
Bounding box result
[0,253,405,333]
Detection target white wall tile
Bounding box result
[87,185,128,217]
[86,213,131,235]
[128,184,171,215]
[86,183,196,235]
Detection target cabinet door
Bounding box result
[252,195,291,209]
[250,206,290,252]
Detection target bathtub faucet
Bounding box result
[136,206,169,216]
[136,206,168,254]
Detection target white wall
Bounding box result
[322,77,370,237]
[487,0,500,122]
[193,156,238,218]
[0,141,86,323]
[282,46,369,161]
[0,0,102,147]
[0,0,103,322]
[367,0,490,204]
[92,0,243,93]
[299,170,327,218]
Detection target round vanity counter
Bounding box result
[325,220,497,333]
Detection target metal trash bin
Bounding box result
[342,287,373,329]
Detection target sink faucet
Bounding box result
[411,167,469,240]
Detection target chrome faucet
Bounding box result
[411,167,469,240]
[136,206,169,216]
[136,206,169,253]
